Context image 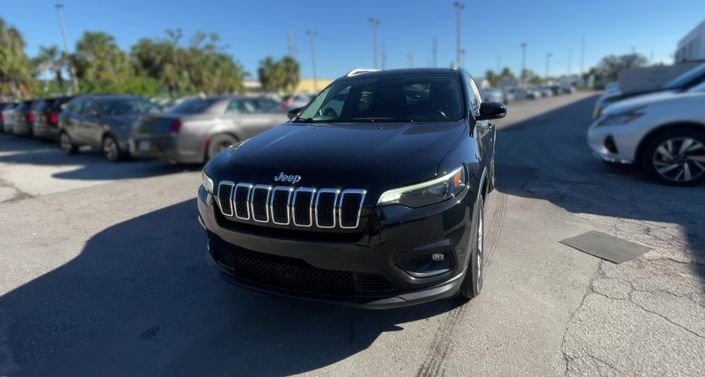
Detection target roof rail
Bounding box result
[345,68,380,77]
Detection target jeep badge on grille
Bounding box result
[274,172,302,184]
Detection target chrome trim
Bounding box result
[315,188,340,229]
[292,187,316,227]
[234,183,253,220]
[270,186,294,225]
[338,189,366,229]
[217,180,235,217]
[250,184,272,223]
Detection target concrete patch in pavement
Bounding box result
[560,230,651,264]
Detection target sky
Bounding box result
[3,0,705,80]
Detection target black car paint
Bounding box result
[199,68,501,308]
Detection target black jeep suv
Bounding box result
[199,68,505,308]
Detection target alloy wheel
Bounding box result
[652,137,705,183]
[104,138,119,161]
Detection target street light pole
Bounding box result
[454,1,464,68]
[545,52,552,78]
[520,43,527,86]
[369,18,380,69]
[306,30,318,92]
[54,3,79,93]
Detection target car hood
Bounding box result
[208,121,467,192]
[602,90,678,115]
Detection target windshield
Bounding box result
[168,98,219,114]
[296,73,465,123]
[96,97,155,115]
[687,81,705,93]
[663,64,705,90]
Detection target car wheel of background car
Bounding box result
[59,131,78,155]
[207,134,238,160]
[641,128,705,186]
[458,194,484,299]
[102,135,126,162]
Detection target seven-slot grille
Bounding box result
[217,182,366,230]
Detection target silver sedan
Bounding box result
[130,96,287,164]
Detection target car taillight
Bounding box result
[26,113,35,122]
[48,112,59,126]
[0,113,4,122]
[170,119,182,133]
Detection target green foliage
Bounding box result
[588,53,649,87]
[258,56,301,93]
[0,18,33,97]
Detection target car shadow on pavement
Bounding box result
[493,95,705,274]
[0,199,459,377]
[0,134,183,180]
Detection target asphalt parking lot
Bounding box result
[1,93,703,377]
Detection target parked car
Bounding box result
[130,95,287,164]
[33,96,73,141]
[199,68,505,307]
[480,88,505,103]
[538,86,554,97]
[12,100,37,136]
[58,95,157,161]
[509,87,539,100]
[1,103,19,133]
[587,81,705,186]
[593,63,705,119]
[282,94,311,110]
[0,102,18,132]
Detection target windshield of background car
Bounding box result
[168,98,219,114]
[663,64,705,90]
[95,98,156,115]
[296,73,465,123]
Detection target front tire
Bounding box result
[458,195,484,299]
[102,135,127,162]
[641,129,705,186]
[59,131,78,155]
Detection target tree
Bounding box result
[258,56,301,93]
[33,45,67,91]
[593,53,648,85]
[0,17,34,97]
[72,31,131,92]
[485,70,498,87]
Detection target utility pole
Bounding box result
[306,30,318,92]
[580,37,585,75]
[496,54,501,72]
[432,37,437,68]
[54,3,79,93]
[287,30,297,57]
[407,51,413,68]
[381,44,387,70]
[545,52,552,78]
[369,18,380,69]
[460,48,466,69]
[454,1,464,68]
[520,42,527,86]
[567,48,572,75]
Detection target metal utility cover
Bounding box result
[560,230,651,264]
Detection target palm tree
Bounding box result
[280,56,300,92]
[34,45,66,90]
[0,17,33,97]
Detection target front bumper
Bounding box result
[197,184,475,309]
[586,122,640,164]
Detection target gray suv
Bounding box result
[58,95,158,161]
[130,96,287,164]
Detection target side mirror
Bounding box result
[477,102,507,121]
[287,107,304,120]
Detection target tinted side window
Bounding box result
[81,100,98,116]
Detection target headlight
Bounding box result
[377,166,466,208]
[201,169,214,194]
[597,108,645,127]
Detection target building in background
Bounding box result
[675,18,705,63]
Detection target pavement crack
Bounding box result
[627,290,705,339]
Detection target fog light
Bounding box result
[431,253,445,262]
